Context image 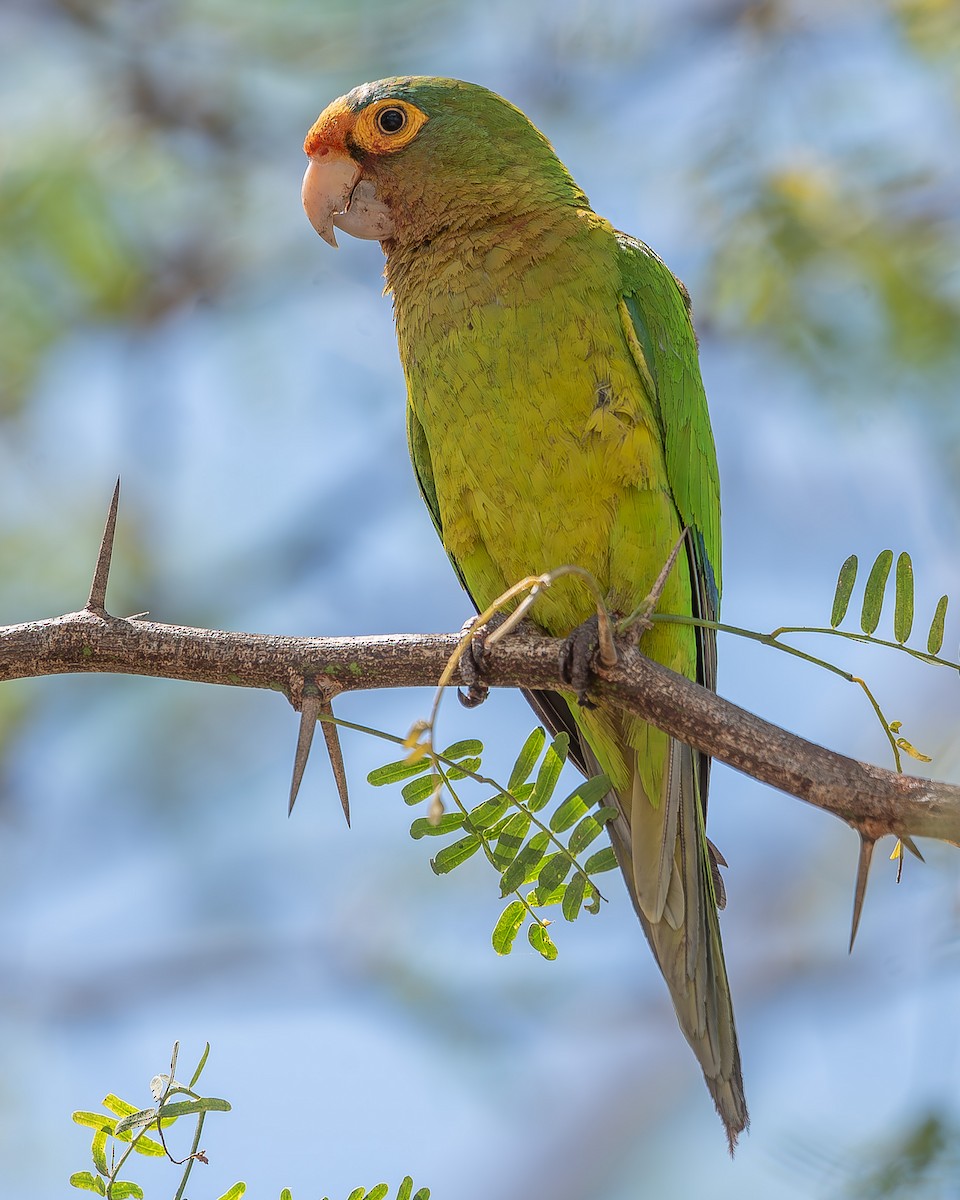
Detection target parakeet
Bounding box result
[302,76,747,1147]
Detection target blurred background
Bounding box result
[1,0,959,1196]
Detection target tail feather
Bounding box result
[605,735,748,1151]
[522,685,748,1149]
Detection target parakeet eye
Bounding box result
[376,107,407,134]
[352,99,428,152]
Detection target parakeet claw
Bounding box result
[560,615,603,707]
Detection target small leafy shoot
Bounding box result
[71,1043,234,1200]
[371,728,616,956]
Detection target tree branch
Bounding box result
[1,604,958,846]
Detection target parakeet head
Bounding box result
[301,76,588,248]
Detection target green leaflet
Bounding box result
[499,831,550,896]
[113,1108,158,1137]
[443,756,481,780]
[440,738,483,760]
[492,900,526,954]
[91,1127,109,1177]
[189,1042,211,1089]
[507,727,546,790]
[492,812,531,868]
[536,851,573,893]
[430,834,481,875]
[550,792,587,833]
[367,757,431,787]
[861,549,893,635]
[894,552,914,644]
[527,733,568,811]
[72,1112,116,1133]
[69,1173,106,1195]
[409,813,465,839]
[567,807,618,856]
[157,1097,230,1119]
[549,774,611,832]
[527,923,558,961]
[101,1184,142,1199]
[831,554,858,627]
[528,882,566,907]
[583,846,618,874]
[562,873,589,922]
[928,595,948,655]
[466,796,509,829]
[101,1094,138,1119]
[401,774,438,805]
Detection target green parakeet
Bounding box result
[302,76,747,1147]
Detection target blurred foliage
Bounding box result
[895,0,960,82]
[707,163,960,382]
[0,0,449,412]
[846,1112,960,1199]
[1,0,958,422]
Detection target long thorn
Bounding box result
[620,525,690,642]
[289,695,321,816]
[319,699,350,826]
[86,477,121,614]
[849,834,876,952]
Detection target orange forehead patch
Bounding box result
[303,98,354,158]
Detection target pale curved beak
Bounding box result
[301,156,395,248]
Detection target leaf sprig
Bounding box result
[70,1042,234,1200]
[70,1043,430,1200]
[367,727,619,960]
[655,549,956,773]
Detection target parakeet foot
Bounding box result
[559,615,605,708]
[457,615,499,708]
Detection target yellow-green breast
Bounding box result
[388,204,693,691]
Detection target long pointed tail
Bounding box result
[523,687,747,1148]
[607,735,748,1151]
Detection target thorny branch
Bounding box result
[1,483,958,908]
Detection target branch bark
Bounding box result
[1,604,958,845]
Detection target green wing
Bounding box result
[407,401,472,597]
[615,235,746,1144]
[617,230,721,694]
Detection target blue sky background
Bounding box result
[1,1,959,1196]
